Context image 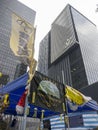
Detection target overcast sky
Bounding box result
[18,0,98,61]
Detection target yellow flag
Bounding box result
[65,85,85,105]
[27,58,37,84]
[10,13,35,65]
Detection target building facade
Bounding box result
[38,32,50,76]
[38,4,98,90]
[0,0,36,85]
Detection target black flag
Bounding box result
[29,71,65,113]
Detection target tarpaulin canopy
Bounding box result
[0,72,98,118]
[67,100,98,113]
[0,72,28,94]
[65,85,98,113]
[0,72,59,118]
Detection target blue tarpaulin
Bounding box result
[0,73,28,94]
[67,100,98,113]
[0,73,59,118]
[0,72,98,118]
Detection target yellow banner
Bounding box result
[28,58,37,84]
[10,13,35,65]
[65,85,85,105]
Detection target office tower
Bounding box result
[38,32,50,76]
[0,0,36,84]
[38,4,98,90]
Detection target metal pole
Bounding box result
[23,91,28,130]
[62,70,70,130]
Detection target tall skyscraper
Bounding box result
[0,0,36,84]
[38,32,50,76]
[38,4,98,90]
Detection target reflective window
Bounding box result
[69,47,88,89]
[71,7,98,85]
[51,5,76,63]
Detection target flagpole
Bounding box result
[22,83,29,130]
[22,24,37,130]
[62,70,70,130]
[23,95,28,130]
[9,10,37,129]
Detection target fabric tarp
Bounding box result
[65,85,98,113]
[67,100,98,113]
[0,72,59,117]
[0,72,98,117]
[0,72,28,94]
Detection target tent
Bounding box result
[0,72,98,118]
[0,72,59,118]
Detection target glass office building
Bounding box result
[38,4,98,90]
[38,32,50,76]
[0,0,36,84]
